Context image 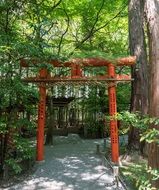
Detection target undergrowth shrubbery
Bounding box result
[115,111,159,189]
[0,79,38,178]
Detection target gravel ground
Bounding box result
[3,135,125,190]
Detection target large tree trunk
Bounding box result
[145,0,159,188]
[128,0,148,152]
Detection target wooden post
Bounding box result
[76,64,82,77]
[108,64,119,163]
[36,69,47,161]
[71,64,82,78]
[71,64,77,78]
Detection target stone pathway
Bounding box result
[4,135,125,190]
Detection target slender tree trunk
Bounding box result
[128,0,148,152]
[58,107,64,128]
[45,98,54,145]
[145,0,159,188]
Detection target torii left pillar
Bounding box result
[36,68,47,161]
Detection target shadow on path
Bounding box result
[5,136,124,190]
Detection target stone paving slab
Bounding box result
[3,135,125,190]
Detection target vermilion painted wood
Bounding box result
[20,56,136,68]
[22,75,133,83]
[108,64,119,163]
[76,65,82,77]
[36,69,47,161]
[71,64,77,77]
[21,56,136,162]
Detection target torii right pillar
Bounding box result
[108,63,119,163]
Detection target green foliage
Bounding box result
[121,161,148,190]
[116,111,159,143]
[147,167,159,181]
[136,167,159,190]
[0,118,8,134]
[86,120,104,133]
[117,84,131,112]
[5,158,22,174]
[140,128,159,143]
[14,137,35,160]
[117,111,159,189]
[121,159,159,190]
[116,111,159,144]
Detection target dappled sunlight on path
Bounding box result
[5,136,125,190]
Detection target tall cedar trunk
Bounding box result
[128,0,148,152]
[145,0,159,188]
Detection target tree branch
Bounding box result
[69,2,127,57]
[57,7,70,56]
[51,0,63,10]
[77,0,105,48]
[94,4,127,33]
[41,21,56,38]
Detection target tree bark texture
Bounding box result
[145,0,159,188]
[128,0,148,152]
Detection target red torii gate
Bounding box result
[20,56,136,163]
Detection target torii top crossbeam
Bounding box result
[20,56,136,83]
[21,56,135,67]
[20,56,136,164]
